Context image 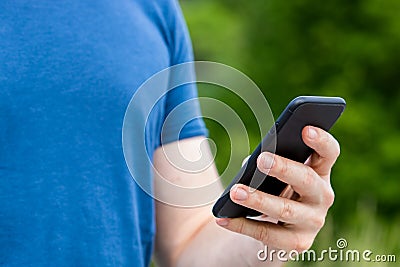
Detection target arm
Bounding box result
[153,126,340,266]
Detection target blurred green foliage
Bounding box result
[180,0,400,264]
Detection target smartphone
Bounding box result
[212,96,346,218]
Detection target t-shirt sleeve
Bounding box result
[159,0,208,145]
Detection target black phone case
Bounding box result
[212,96,346,218]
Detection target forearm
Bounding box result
[153,137,286,266]
[175,216,284,267]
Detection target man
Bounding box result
[0,1,339,266]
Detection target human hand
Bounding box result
[216,126,340,252]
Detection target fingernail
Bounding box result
[261,153,274,170]
[216,218,229,226]
[308,127,318,139]
[232,186,248,201]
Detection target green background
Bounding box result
[176,0,400,266]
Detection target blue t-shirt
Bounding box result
[0,1,207,266]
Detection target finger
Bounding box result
[279,185,295,199]
[302,126,341,178]
[279,185,301,201]
[230,184,310,225]
[215,217,312,252]
[257,152,322,200]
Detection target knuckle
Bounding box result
[277,157,288,176]
[333,139,341,158]
[253,223,269,244]
[294,235,313,252]
[324,187,335,207]
[279,198,295,221]
[236,219,246,234]
[302,168,315,187]
[253,192,267,212]
[312,215,326,229]
[319,130,330,143]
[325,133,341,159]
